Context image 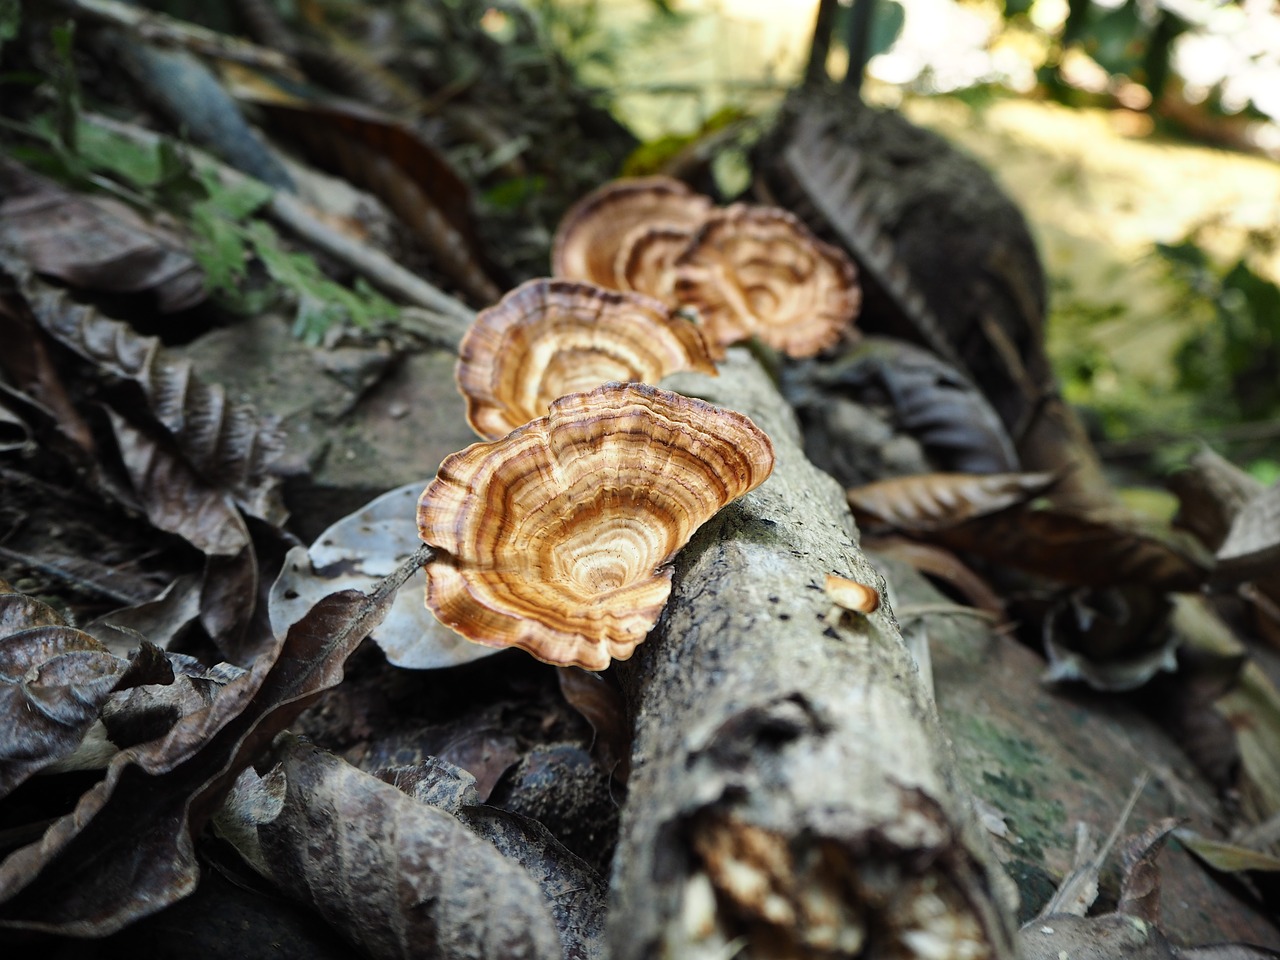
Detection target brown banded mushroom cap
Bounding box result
[552,176,714,288]
[417,382,775,670]
[614,223,696,303]
[456,277,719,440]
[674,204,861,358]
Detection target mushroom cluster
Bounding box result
[417,245,776,668]
[552,176,862,358]
[456,277,718,439]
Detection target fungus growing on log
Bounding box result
[416,382,775,670]
[456,278,718,440]
[552,176,713,289]
[674,205,861,358]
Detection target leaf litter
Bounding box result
[1,1,1279,954]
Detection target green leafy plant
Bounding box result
[1161,239,1280,422]
[0,22,400,343]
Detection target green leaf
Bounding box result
[200,170,272,220]
[0,0,20,53]
[50,21,81,153]
[243,221,397,344]
[1080,0,1146,77]
[75,121,165,187]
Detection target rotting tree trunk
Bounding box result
[607,349,1018,959]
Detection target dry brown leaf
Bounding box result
[1116,819,1180,924]
[83,575,203,655]
[863,535,1006,618]
[1175,830,1280,875]
[1169,447,1265,552]
[940,509,1214,592]
[0,558,414,935]
[0,599,126,799]
[1041,586,1179,692]
[384,756,609,960]
[16,274,286,525]
[1134,646,1245,794]
[219,736,563,960]
[106,412,260,662]
[455,805,607,960]
[0,295,97,459]
[792,336,1018,474]
[846,471,1056,532]
[1216,482,1280,585]
[557,666,632,784]
[0,159,205,312]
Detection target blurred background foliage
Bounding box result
[516,0,1280,486]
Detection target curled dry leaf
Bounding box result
[456,277,718,439]
[1175,829,1280,875]
[940,509,1214,593]
[673,204,861,358]
[385,757,608,960]
[83,574,203,656]
[850,473,1212,590]
[557,666,632,783]
[17,274,287,525]
[219,736,563,960]
[418,382,775,670]
[0,560,411,934]
[552,175,713,288]
[790,336,1019,474]
[1041,586,1178,692]
[768,106,966,370]
[1117,819,1181,924]
[1215,481,1280,584]
[847,471,1057,533]
[0,594,127,799]
[1169,447,1264,552]
[269,482,496,670]
[106,411,260,661]
[0,159,206,312]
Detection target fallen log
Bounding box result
[608,349,1018,959]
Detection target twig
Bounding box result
[50,0,296,73]
[82,113,476,345]
[1096,419,1280,460]
[894,602,1002,623]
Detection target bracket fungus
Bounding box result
[552,176,714,289]
[416,382,775,670]
[674,205,861,358]
[614,223,696,303]
[456,278,719,439]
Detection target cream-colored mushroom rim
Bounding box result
[417,382,775,670]
[552,176,714,289]
[674,204,861,358]
[456,277,718,440]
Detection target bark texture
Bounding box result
[608,349,1017,959]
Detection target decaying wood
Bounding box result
[608,350,1017,959]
